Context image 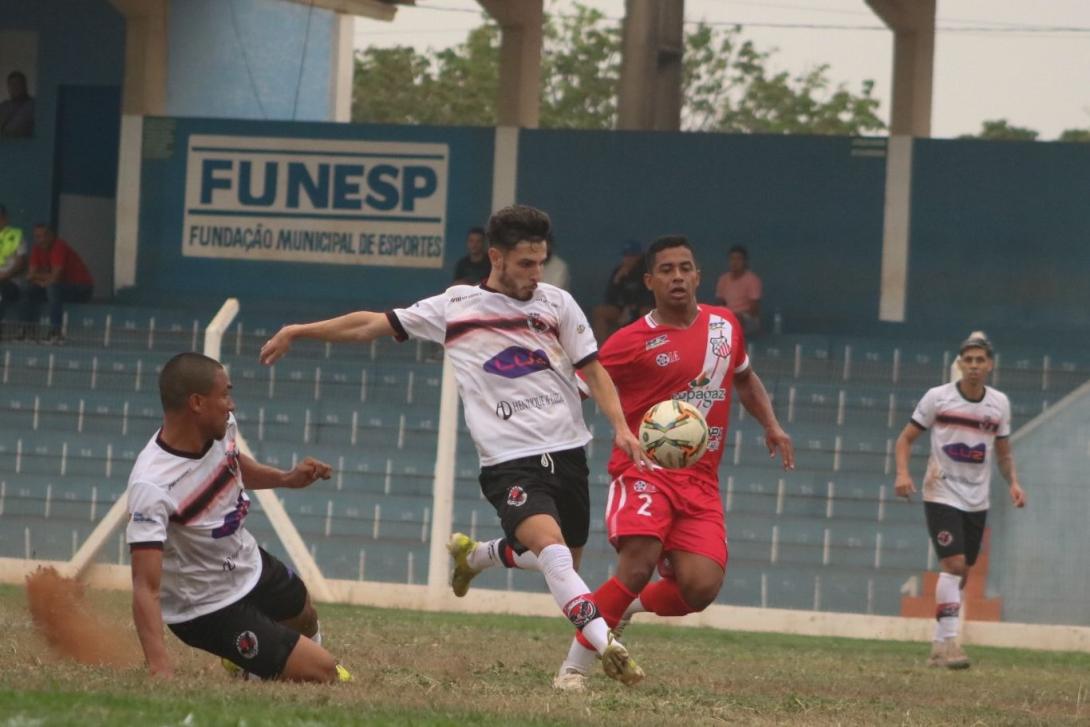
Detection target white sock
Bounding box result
[934,572,961,641]
[310,620,322,646]
[560,636,598,675]
[468,538,540,571]
[537,544,610,653]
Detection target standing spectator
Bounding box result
[0,205,27,335]
[0,71,34,138]
[18,224,94,343]
[452,226,491,284]
[541,234,570,290]
[591,240,652,344]
[714,245,762,336]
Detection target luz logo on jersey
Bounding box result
[483,346,552,378]
[942,442,986,464]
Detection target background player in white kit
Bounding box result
[895,333,1026,669]
[127,352,348,682]
[260,205,650,685]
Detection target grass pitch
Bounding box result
[2,584,1089,726]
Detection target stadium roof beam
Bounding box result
[617,0,684,131]
[478,0,544,128]
[865,0,936,137]
[108,0,169,115]
[280,0,414,22]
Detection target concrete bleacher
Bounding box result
[2,304,1089,615]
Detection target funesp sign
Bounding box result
[183,135,449,268]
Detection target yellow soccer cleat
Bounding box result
[336,664,353,682]
[446,532,482,598]
[601,634,644,686]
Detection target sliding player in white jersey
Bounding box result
[895,333,1026,669]
[260,205,651,686]
[127,352,348,681]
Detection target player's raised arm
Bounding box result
[240,452,332,490]
[734,367,794,470]
[260,311,396,365]
[579,359,656,470]
[131,546,172,678]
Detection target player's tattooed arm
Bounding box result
[734,368,794,470]
[893,422,924,498]
[260,311,395,365]
[995,438,1026,508]
[131,547,172,678]
[579,359,656,469]
[239,453,332,490]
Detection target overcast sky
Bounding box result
[354,0,1090,139]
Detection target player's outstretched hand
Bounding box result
[894,474,916,500]
[615,429,659,471]
[286,457,333,489]
[148,659,174,679]
[765,425,795,470]
[1009,482,1027,508]
[260,326,297,366]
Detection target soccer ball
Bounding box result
[638,399,710,469]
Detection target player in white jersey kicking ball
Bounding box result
[127,352,349,682]
[260,205,651,686]
[895,333,1026,669]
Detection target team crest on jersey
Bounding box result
[483,346,552,379]
[506,485,528,507]
[942,442,986,464]
[645,334,669,351]
[527,312,550,333]
[936,530,954,547]
[236,631,259,659]
[711,336,732,359]
[656,351,680,367]
[632,480,657,493]
[707,426,723,452]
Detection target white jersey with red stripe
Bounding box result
[125,414,261,623]
[600,305,750,485]
[911,382,1012,512]
[388,282,597,466]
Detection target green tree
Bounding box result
[1057,128,1090,143]
[352,3,885,135]
[961,119,1040,141]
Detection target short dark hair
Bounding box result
[486,205,551,250]
[645,234,695,271]
[729,245,748,260]
[7,71,26,83]
[159,352,223,412]
[467,226,485,238]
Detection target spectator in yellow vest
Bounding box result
[0,205,28,336]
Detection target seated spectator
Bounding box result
[452,226,490,284]
[592,240,652,344]
[0,71,34,138]
[714,245,762,336]
[0,205,27,336]
[18,224,94,343]
[541,234,570,290]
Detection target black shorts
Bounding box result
[479,447,590,553]
[168,547,309,679]
[924,502,987,565]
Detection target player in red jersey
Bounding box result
[553,235,794,690]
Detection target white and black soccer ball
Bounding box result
[638,399,710,469]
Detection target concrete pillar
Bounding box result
[618,0,684,131]
[109,0,169,116]
[479,0,543,128]
[866,0,936,137]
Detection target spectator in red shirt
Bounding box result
[18,224,93,343]
[713,245,762,337]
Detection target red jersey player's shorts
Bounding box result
[604,465,727,570]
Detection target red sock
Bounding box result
[573,577,638,650]
[639,577,693,617]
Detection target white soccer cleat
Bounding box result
[601,635,644,686]
[446,532,482,598]
[552,667,589,692]
[928,639,970,670]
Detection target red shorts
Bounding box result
[604,466,728,570]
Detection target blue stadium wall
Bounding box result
[129,119,1090,342]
